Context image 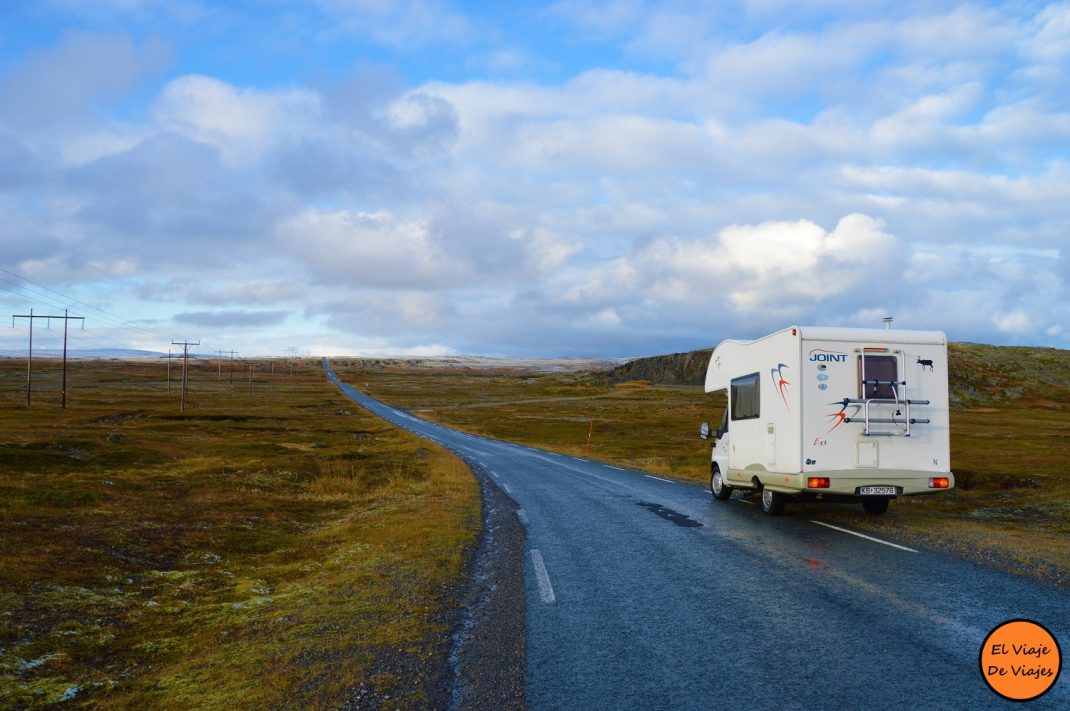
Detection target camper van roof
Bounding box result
[704,325,947,392]
[796,326,946,345]
[711,326,947,350]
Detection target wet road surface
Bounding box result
[325,362,1070,710]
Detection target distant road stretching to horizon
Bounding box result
[324,361,1069,710]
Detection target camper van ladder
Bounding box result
[848,347,931,436]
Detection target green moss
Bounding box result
[0,359,480,709]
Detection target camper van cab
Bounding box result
[699,326,954,515]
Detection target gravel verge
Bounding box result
[445,464,527,710]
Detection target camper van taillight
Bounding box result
[807,477,830,489]
[929,477,951,489]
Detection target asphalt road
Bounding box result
[325,363,1070,710]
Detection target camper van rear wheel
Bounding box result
[710,465,732,501]
[761,487,785,515]
[862,497,890,515]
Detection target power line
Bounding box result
[0,267,178,346]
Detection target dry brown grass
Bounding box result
[0,358,480,708]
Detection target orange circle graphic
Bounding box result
[979,619,1062,701]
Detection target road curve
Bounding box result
[325,362,1070,710]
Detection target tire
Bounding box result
[761,487,786,515]
[710,465,732,501]
[862,497,890,515]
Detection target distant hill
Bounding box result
[948,343,1070,408]
[608,348,713,387]
[0,348,166,360]
[609,342,1070,408]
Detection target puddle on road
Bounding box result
[637,501,703,528]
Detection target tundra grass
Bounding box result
[336,362,1070,587]
[341,365,714,480]
[0,359,480,708]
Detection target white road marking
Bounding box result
[607,465,624,471]
[644,474,675,484]
[502,483,513,495]
[810,520,918,553]
[517,509,528,525]
[531,550,556,604]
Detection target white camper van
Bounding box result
[699,326,954,515]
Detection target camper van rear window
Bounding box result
[730,372,760,420]
[858,355,898,399]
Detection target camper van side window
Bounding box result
[858,355,899,399]
[730,373,760,420]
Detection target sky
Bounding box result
[0,0,1067,358]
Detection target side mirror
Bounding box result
[699,421,710,440]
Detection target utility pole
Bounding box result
[223,350,238,386]
[165,350,181,394]
[286,347,297,378]
[215,350,225,381]
[172,340,200,412]
[247,358,254,399]
[12,308,84,408]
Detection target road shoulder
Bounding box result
[446,465,527,710]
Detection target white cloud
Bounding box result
[525,229,582,273]
[0,32,172,130]
[545,0,645,37]
[279,209,462,289]
[3,2,1070,356]
[397,292,444,325]
[154,75,320,164]
[588,307,622,328]
[1024,3,1070,61]
[633,214,898,311]
[314,0,474,47]
[994,309,1032,333]
[702,29,869,103]
[870,84,984,146]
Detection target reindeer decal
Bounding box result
[916,356,934,372]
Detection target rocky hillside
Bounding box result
[607,348,713,386]
[609,342,1070,408]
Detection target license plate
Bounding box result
[859,486,896,496]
